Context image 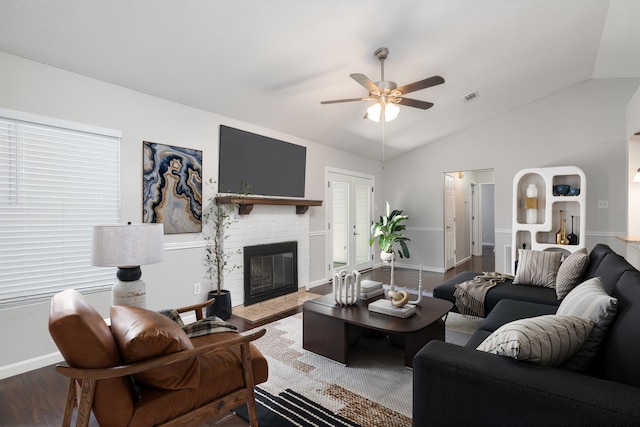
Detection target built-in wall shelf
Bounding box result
[215,196,323,215]
[511,166,587,274]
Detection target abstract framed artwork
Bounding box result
[143,141,203,234]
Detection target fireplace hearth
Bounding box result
[244,241,298,306]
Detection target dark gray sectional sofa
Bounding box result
[413,244,640,426]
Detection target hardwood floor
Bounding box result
[0,251,493,426]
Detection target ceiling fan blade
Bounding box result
[397,97,434,110]
[321,97,372,105]
[350,73,379,93]
[396,75,445,95]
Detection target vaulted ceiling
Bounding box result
[1,0,639,160]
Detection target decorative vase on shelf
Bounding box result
[567,215,578,245]
[556,210,569,245]
[525,184,538,224]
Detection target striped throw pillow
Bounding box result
[476,314,594,367]
[557,277,618,371]
[513,249,562,288]
[555,248,590,299]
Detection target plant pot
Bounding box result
[380,251,394,262]
[206,289,232,320]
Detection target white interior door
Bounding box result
[444,174,456,270]
[327,171,373,275]
[471,182,482,256]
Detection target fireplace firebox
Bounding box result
[243,241,298,306]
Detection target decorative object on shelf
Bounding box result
[333,270,361,306]
[142,141,203,234]
[525,184,538,224]
[91,222,165,308]
[553,184,571,196]
[556,210,569,245]
[567,215,578,245]
[568,187,581,196]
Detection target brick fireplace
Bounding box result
[221,204,310,306]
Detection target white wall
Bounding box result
[624,86,640,266]
[384,78,639,274]
[0,52,382,378]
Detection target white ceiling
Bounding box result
[1,0,639,161]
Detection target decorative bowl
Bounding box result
[568,187,580,196]
[553,184,571,196]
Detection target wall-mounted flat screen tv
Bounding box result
[218,125,306,197]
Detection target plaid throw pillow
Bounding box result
[158,309,237,338]
[157,308,185,327]
[182,318,238,338]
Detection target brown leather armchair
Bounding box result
[48,289,268,427]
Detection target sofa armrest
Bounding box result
[413,341,640,427]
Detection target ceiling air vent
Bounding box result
[463,91,480,102]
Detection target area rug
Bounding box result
[235,387,361,426]
[237,310,480,426]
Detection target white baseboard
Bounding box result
[455,255,472,267]
[0,352,63,380]
[306,279,330,289]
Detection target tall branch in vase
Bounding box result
[202,179,242,295]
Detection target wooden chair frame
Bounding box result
[55,299,265,427]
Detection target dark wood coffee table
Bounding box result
[302,293,453,368]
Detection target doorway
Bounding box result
[326,169,373,276]
[443,169,495,270]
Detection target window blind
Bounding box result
[0,111,121,307]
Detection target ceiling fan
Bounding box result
[321,47,445,122]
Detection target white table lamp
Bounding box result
[92,222,164,308]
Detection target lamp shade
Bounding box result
[92,223,164,267]
[367,103,382,122]
[367,102,399,123]
[385,103,399,122]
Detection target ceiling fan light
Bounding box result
[367,103,382,122]
[385,103,399,122]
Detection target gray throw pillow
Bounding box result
[513,249,562,288]
[476,314,594,367]
[557,277,618,371]
[555,248,590,300]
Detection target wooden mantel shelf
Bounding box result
[216,196,323,215]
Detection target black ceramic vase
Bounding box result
[206,289,232,320]
[567,216,578,245]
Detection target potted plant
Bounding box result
[202,179,242,319]
[369,201,411,262]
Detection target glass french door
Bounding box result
[327,171,373,275]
